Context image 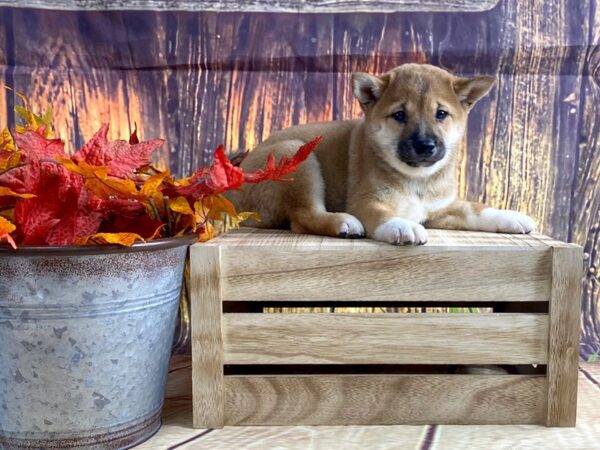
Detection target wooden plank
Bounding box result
[223,313,549,364]
[224,374,547,425]
[0,0,501,13]
[190,244,224,428]
[208,228,560,248]
[546,245,582,427]
[219,243,552,302]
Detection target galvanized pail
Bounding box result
[0,235,194,449]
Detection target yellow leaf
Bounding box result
[169,196,194,216]
[0,216,17,249]
[10,89,54,138]
[141,171,168,196]
[57,157,142,200]
[198,222,216,242]
[76,232,146,247]
[0,128,20,172]
[0,128,15,152]
[0,186,36,199]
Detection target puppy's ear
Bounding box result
[352,72,387,110]
[453,76,496,110]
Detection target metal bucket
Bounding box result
[0,235,195,449]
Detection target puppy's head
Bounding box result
[352,64,495,178]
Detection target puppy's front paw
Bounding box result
[480,208,536,234]
[335,213,365,239]
[373,218,428,245]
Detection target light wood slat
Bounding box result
[224,374,547,425]
[546,246,583,426]
[190,245,224,428]
[208,228,561,248]
[219,244,552,302]
[223,313,549,365]
[0,0,500,12]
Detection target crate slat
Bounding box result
[223,313,549,365]
[224,374,547,425]
[546,246,583,426]
[220,246,551,302]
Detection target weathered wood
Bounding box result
[213,229,552,302]
[547,245,583,426]
[190,245,224,428]
[0,0,500,12]
[223,313,549,365]
[224,374,547,425]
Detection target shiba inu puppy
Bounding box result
[229,63,535,245]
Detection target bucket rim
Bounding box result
[0,233,198,256]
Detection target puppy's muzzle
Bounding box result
[398,135,446,167]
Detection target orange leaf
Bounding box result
[169,196,194,216]
[0,216,17,249]
[57,157,142,200]
[75,232,146,247]
[141,171,168,196]
[0,186,35,199]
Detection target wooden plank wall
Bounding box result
[0,0,598,359]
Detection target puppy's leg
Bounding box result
[237,139,365,238]
[425,200,536,233]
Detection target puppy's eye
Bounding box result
[436,110,449,120]
[391,111,406,123]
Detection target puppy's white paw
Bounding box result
[373,218,428,245]
[479,208,536,234]
[336,213,365,238]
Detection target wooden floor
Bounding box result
[136,356,600,449]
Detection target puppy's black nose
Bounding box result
[413,138,436,156]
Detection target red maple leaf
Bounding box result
[72,124,164,179]
[243,137,321,183]
[14,128,66,162]
[12,161,104,245]
[175,137,321,201]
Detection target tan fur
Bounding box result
[229,64,535,245]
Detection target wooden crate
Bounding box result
[190,228,582,428]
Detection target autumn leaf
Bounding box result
[14,129,65,162]
[243,137,321,183]
[0,128,15,152]
[175,137,321,201]
[0,186,35,199]
[173,145,244,199]
[101,214,164,240]
[8,88,54,138]
[57,157,142,200]
[12,161,104,245]
[169,196,194,216]
[76,232,146,247]
[0,216,16,249]
[72,124,164,179]
[129,124,140,145]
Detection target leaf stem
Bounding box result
[163,196,173,237]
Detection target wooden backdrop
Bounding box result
[0,0,598,360]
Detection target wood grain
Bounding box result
[224,374,547,425]
[547,245,583,426]
[0,0,501,13]
[223,313,549,365]
[216,238,552,302]
[190,245,224,429]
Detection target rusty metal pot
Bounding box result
[0,235,195,449]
